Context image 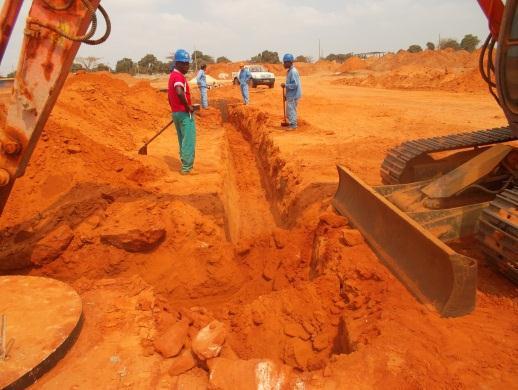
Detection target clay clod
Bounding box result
[154,319,189,358]
[192,320,227,360]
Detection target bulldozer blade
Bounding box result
[333,165,477,317]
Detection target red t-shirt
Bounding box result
[168,69,192,112]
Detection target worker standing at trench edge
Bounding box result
[168,49,196,175]
[238,63,252,105]
[281,53,302,129]
[196,64,209,109]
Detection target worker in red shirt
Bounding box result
[168,49,196,175]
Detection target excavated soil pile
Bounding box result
[0,72,516,388]
[335,49,486,93]
[338,57,368,73]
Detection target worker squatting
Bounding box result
[168,50,302,175]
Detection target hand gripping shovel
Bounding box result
[138,120,174,155]
[281,86,290,127]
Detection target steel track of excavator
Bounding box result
[381,127,517,184]
[477,188,518,283]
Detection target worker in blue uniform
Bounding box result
[281,53,302,129]
[238,63,252,105]
[196,64,209,108]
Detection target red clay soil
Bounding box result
[0,66,516,389]
[333,49,487,93]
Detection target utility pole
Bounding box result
[318,39,321,60]
[193,45,197,71]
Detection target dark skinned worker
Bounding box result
[280,53,302,130]
[168,49,196,175]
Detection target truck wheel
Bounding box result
[269,83,274,89]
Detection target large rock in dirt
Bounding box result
[168,349,196,376]
[319,212,349,228]
[101,227,165,252]
[284,322,310,340]
[31,224,74,266]
[192,320,226,360]
[340,228,365,247]
[170,367,208,390]
[208,358,300,390]
[283,338,314,370]
[99,199,167,252]
[154,319,190,358]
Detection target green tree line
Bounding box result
[407,34,481,53]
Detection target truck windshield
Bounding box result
[249,66,266,72]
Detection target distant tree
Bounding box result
[216,56,231,63]
[70,63,84,73]
[95,63,111,72]
[426,42,436,51]
[137,54,170,74]
[115,58,136,75]
[408,44,423,53]
[460,34,480,52]
[295,55,310,63]
[161,61,173,73]
[7,71,16,78]
[191,50,215,70]
[75,56,101,71]
[439,38,461,50]
[250,50,280,64]
[324,53,353,63]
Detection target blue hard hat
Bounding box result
[283,53,294,62]
[174,49,191,63]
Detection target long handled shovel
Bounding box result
[281,86,289,127]
[138,120,174,155]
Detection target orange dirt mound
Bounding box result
[334,49,486,93]
[368,48,479,72]
[338,57,368,72]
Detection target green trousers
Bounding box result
[172,111,196,172]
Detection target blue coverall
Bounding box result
[238,68,252,104]
[285,66,302,128]
[196,69,208,108]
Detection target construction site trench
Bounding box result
[0,57,517,389]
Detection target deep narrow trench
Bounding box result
[221,120,279,243]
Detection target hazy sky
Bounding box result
[1,0,490,73]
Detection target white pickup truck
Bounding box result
[232,65,276,88]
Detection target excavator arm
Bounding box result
[0,0,24,62]
[477,0,505,39]
[0,0,109,215]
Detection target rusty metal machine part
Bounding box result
[0,169,10,186]
[0,0,110,215]
[333,165,477,317]
[380,127,516,185]
[0,0,24,62]
[477,189,518,283]
[0,276,83,389]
